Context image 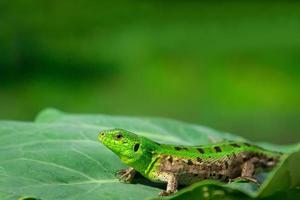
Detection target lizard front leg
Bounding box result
[116,167,136,183]
[159,173,178,196]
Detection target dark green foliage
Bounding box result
[0,1,300,144]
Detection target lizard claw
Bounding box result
[115,167,136,183]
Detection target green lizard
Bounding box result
[98,129,282,196]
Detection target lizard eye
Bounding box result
[115,133,123,140]
[134,143,140,152]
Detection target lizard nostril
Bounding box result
[99,132,105,139]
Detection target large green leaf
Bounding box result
[0,108,299,200]
[0,121,160,200]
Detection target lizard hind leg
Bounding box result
[231,158,260,185]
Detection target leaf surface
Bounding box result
[0,108,299,200]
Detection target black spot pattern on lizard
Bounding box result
[168,156,173,163]
[214,146,222,153]
[244,142,251,147]
[196,157,202,163]
[187,159,193,165]
[224,161,229,169]
[230,143,240,148]
[242,156,248,162]
[153,141,161,146]
[268,157,274,162]
[174,146,188,151]
[197,148,205,154]
[232,153,237,159]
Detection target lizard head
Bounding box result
[98,128,153,165]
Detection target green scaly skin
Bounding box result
[98,129,282,196]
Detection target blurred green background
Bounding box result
[0,0,299,144]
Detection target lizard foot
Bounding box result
[159,190,177,196]
[115,167,136,183]
[229,176,260,185]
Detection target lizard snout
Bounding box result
[98,131,106,142]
